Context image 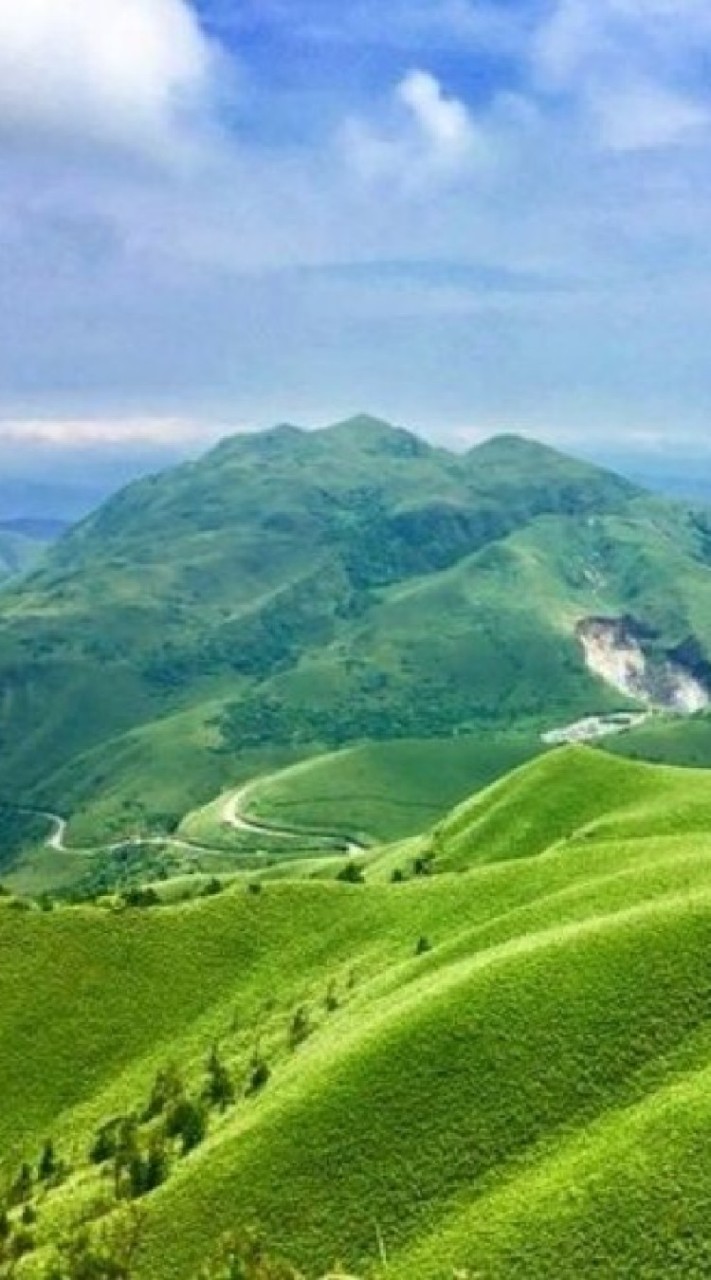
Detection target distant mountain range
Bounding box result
[2,413,711,840]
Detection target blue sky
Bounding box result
[2,0,711,461]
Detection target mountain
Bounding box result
[0,520,63,582]
[4,748,711,1277]
[0,414,710,842]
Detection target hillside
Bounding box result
[0,415,710,842]
[0,523,58,581]
[4,749,711,1276]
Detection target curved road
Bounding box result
[20,782,367,859]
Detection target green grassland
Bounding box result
[606,709,711,768]
[237,732,548,843]
[5,748,711,1276]
[4,417,711,841]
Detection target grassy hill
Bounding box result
[214,731,548,845]
[4,748,711,1277]
[0,415,711,842]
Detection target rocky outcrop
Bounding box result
[576,617,709,713]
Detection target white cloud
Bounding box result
[533,0,711,150]
[0,416,219,448]
[397,70,475,161]
[0,0,218,160]
[342,69,483,191]
[590,79,708,152]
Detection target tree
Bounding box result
[166,1098,207,1155]
[90,1122,119,1166]
[288,1007,311,1051]
[144,1133,168,1193]
[8,1164,32,1206]
[204,1046,235,1111]
[38,1138,58,1182]
[143,1064,184,1121]
[336,863,365,885]
[415,935,432,956]
[113,1118,140,1199]
[247,1058,270,1094]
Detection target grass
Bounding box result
[186,732,547,845]
[266,735,549,838]
[606,709,711,768]
[5,747,711,1275]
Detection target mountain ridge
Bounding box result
[0,414,709,843]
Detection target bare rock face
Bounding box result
[576,617,709,713]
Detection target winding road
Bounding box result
[19,782,366,859]
[23,707,641,862]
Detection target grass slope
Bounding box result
[4,749,711,1276]
[188,732,547,846]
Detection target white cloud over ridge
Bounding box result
[0,0,217,159]
[0,416,216,447]
[342,69,483,191]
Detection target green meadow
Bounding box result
[4,747,711,1276]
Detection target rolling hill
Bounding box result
[4,748,711,1277]
[1,414,711,845]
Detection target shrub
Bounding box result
[90,1121,120,1165]
[336,862,365,885]
[38,1138,58,1182]
[166,1098,207,1155]
[288,1006,311,1050]
[202,877,223,897]
[415,935,432,956]
[204,1045,235,1111]
[248,1058,270,1094]
[143,1064,185,1121]
[9,1162,33,1205]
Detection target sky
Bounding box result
[2,0,711,471]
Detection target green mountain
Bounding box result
[5,748,711,1277]
[1,414,711,844]
[0,522,58,582]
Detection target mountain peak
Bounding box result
[319,413,432,457]
[467,431,641,496]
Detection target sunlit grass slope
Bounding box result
[607,709,711,769]
[4,747,711,1277]
[429,743,711,870]
[186,731,547,846]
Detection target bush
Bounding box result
[336,862,365,885]
[288,1006,311,1050]
[204,1045,235,1111]
[248,1058,270,1094]
[90,1120,120,1165]
[143,1064,185,1122]
[415,935,433,956]
[38,1138,58,1182]
[166,1098,207,1155]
